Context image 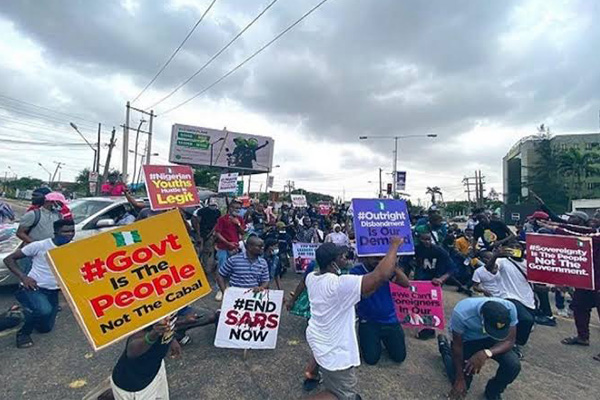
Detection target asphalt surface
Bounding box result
[0,273,599,400]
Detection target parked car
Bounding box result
[0,197,138,286]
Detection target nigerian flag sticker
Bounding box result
[112,231,142,247]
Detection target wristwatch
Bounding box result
[484,349,493,358]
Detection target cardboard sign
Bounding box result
[351,198,415,256]
[218,172,239,193]
[292,243,319,273]
[215,288,283,349]
[291,194,307,208]
[526,233,595,290]
[143,165,200,211]
[389,281,445,330]
[47,210,211,350]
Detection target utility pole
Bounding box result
[146,110,154,165]
[378,168,383,198]
[103,128,117,184]
[51,162,63,183]
[96,123,101,173]
[463,175,478,206]
[122,102,131,182]
[284,180,295,199]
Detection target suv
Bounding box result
[0,197,138,286]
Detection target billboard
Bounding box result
[169,124,274,173]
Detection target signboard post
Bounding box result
[142,165,200,211]
[291,194,307,208]
[389,281,445,330]
[169,124,274,173]
[215,288,283,349]
[292,243,320,273]
[351,198,415,256]
[526,233,595,290]
[395,171,407,191]
[46,210,211,350]
[218,172,240,193]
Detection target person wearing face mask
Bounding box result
[26,187,72,220]
[17,191,67,246]
[214,200,246,301]
[3,219,75,348]
[264,238,282,290]
[305,238,403,400]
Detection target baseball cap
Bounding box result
[481,301,511,341]
[315,243,346,270]
[528,211,549,220]
[566,211,590,223]
[45,192,67,204]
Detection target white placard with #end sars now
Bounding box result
[214,287,283,349]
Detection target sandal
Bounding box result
[16,332,33,349]
[302,372,321,392]
[593,354,600,362]
[561,336,589,346]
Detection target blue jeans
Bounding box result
[15,287,59,335]
[216,249,230,273]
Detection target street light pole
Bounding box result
[38,163,52,183]
[132,119,147,188]
[70,122,98,172]
[393,137,398,194]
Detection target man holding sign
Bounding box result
[305,237,403,400]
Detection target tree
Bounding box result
[74,168,91,196]
[527,137,569,213]
[193,167,221,191]
[557,147,600,200]
[426,186,443,205]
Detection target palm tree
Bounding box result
[426,186,443,205]
[557,148,600,199]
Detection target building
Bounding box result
[503,132,600,207]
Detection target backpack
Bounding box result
[25,208,42,235]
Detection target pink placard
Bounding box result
[389,281,445,330]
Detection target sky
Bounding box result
[0,0,599,205]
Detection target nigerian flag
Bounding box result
[112,230,142,247]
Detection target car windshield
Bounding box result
[69,199,115,224]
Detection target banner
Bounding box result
[218,172,239,193]
[318,203,332,216]
[291,194,307,208]
[47,210,211,350]
[526,233,595,290]
[169,124,274,173]
[389,281,445,330]
[214,288,283,349]
[143,165,200,211]
[395,171,406,191]
[292,243,319,273]
[351,198,415,256]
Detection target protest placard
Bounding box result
[143,165,200,210]
[218,172,240,193]
[389,281,445,330]
[291,194,307,208]
[318,203,332,216]
[292,243,319,273]
[526,233,595,290]
[214,288,283,349]
[351,198,415,256]
[46,210,211,350]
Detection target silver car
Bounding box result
[0,197,138,286]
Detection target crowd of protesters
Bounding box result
[1,185,599,400]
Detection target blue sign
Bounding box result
[352,198,415,256]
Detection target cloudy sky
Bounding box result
[0,0,598,204]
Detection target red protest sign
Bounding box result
[318,203,332,216]
[526,233,595,290]
[143,165,200,211]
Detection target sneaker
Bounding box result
[215,290,223,302]
[535,315,557,327]
[437,334,451,353]
[513,345,523,360]
[16,332,33,349]
[556,309,570,318]
[484,385,502,400]
[416,329,436,340]
[178,334,192,346]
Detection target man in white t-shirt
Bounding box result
[471,251,503,298]
[325,224,350,247]
[305,237,403,400]
[3,219,75,348]
[486,244,535,356]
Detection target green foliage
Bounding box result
[4,176,44,193]
[557,147,600,199]
[193,167,220,191]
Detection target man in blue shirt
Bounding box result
[350,257,410,365]
[217,236,270,292]
[438,298,521,400]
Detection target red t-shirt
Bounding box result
[101,183,126,196]
[214,215,245,250]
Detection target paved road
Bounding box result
[0,273,598,400]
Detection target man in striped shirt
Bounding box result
[217,236,270,292]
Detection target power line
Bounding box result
[0,138,93,146]
[159,0,332,116]
[146,0,279,110]
[131,0,218,104]
[0,93,100,126]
